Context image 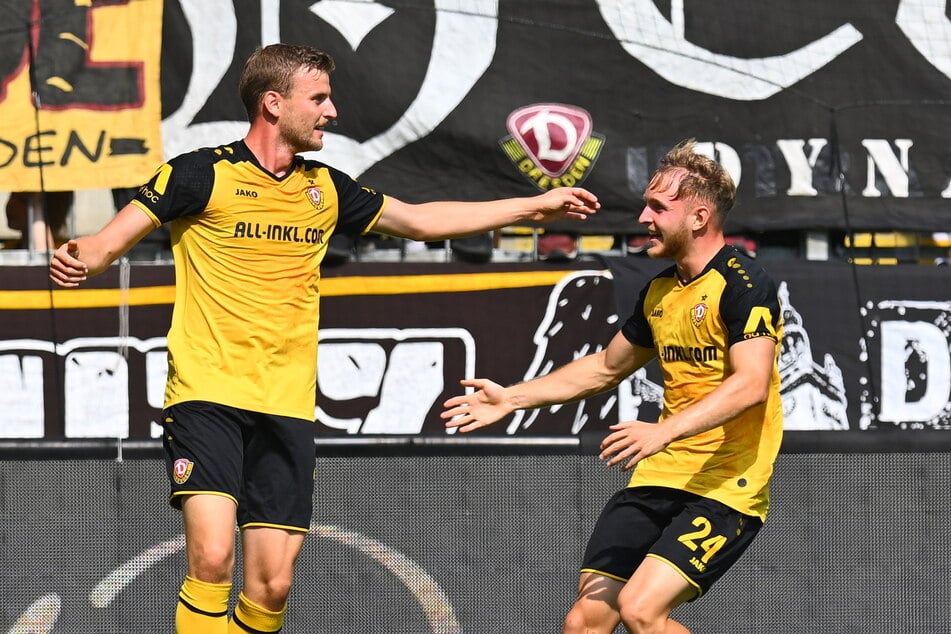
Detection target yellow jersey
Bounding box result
[621,246,784,519]
[130,140,387,421]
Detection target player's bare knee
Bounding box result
[618,600,665,634]
[561,606,586,633]
[249,575,293,608]
[188,544,235,582]
[562,603,615,634]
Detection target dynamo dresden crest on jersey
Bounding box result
[692,302,709,327]
[305,187,325,211]
[500,103,604,191]
[172,458,194,484]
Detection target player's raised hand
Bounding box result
[530,187,600,221]
[442,378,512,433]
[49,239,88,287]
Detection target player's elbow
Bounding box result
[744,381,771,408]
[404,227,452,242]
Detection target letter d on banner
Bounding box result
[879,320,951,424]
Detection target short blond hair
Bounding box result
[239,44,335,122]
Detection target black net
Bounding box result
[1,453,948,633]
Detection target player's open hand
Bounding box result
[49,239,88,288]
[442,378,511,433]
[530,187,600,222]
[599,420,672,471]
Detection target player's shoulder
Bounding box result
[711,245,777,291]
[168,140,248,169]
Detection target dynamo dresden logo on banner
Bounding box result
[500,104,604,191]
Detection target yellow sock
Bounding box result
[176,575,231,634]
[228,592,286,633]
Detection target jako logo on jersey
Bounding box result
[172,458,194,484]
[306,187,325,211]
[500,103,604,191]
[236,188,258,198]
[692,302,708,327]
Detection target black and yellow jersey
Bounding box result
[620,246,784,519]
[130,140,387,421]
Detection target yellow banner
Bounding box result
[0,0,163,191]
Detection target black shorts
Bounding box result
[162,401,316,531]
[581,486,763,598]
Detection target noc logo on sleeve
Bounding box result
[500,103,604,191]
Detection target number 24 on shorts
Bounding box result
[677,516,727,572]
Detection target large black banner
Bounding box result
[1,259,948,441]
[155,0,951,233]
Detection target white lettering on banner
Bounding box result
[694,142,742,191]
[63,350,130,438]
[598,0,951,98]
[309,0,394,49]
[162,0,499,177]
[152,1,951,208]
[0,337,168,439]
[860,300,951,430]
[879,320,951,424]
[861,139,912,197]
[520,110,579,163]
[0,353,45,438]
[3,293,950,435]
[316,328,475,435]
[896,0,951,79]
[595,0,864,100]
[160,0,242,158]
[627,138,932,199]
[777,139,829,196]
[0,329,475,438]
[7,594,59,634]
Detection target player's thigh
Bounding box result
[240,411,316,530]
[618,556,698,621]
[162,401,244,507]
[648,494,762,599]
[241,525,307,583]
[180,494,239,579]
[580,487,669,581]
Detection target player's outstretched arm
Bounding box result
[49,204,156,287]
[442,378,513,433]
[443,333,651,434]
[373,186,599,242]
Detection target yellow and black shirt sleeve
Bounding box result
[130,147,215,224]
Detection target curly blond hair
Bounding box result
[652,139,736,222]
